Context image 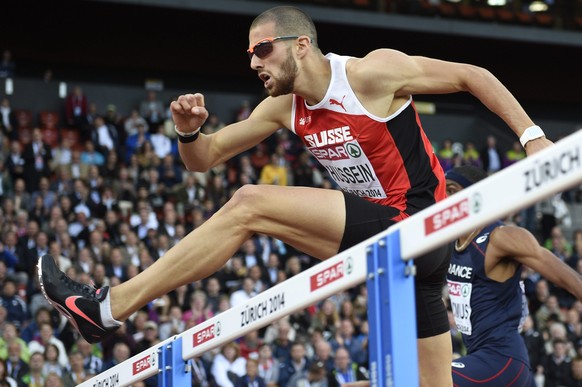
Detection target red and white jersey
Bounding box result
[291,53,446,216]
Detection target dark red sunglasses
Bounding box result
[247,36,299,60]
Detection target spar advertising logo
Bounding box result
[310,257,353,291]
[192,321,222,347]
[132,353,155,375]
[424,193,482,235]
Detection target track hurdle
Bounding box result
[80,129,582,387]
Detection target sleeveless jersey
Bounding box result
[291,53,446,214]
[447,221,530,364]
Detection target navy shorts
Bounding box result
[452,350,535,387]
[339,192,451,338]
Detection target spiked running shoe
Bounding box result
[38,254,120,343]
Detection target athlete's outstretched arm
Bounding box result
[355,49,552,155]
[488,225,582,301]
[171,93,292,171]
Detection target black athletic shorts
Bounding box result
[339,191,451,339]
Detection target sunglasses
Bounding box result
[247,36,299,60]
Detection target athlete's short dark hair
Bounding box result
[445,165,489,188]
[251,6,318,48]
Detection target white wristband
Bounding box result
[519,125,545,148]
[174,125,201,137]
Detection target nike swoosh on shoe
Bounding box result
[65,296,106,331]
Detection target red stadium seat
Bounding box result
[39,111,60,130]
[458,5,478,20]
[496,8,515,23]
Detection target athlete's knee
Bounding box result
[222,184,268,224]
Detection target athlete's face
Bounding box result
[445,180,464,197]
[248,23,299,97]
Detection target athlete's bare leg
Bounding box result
[110,184,346,321]
[418,332,453,387]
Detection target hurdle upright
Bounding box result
[79,130,582,387]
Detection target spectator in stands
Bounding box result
[64,350,91,385]
[0,357,17,387]
[5,340,28,382]
[312,340,334,373]
[18,351,45,387]
[6,142,24,184]
[201,112,225,135]
[91,116,118,157]
[151,124,172,160]
[0,50,15,79]
[257,343,279,387]
[101,342,130,371]
[462,141,481,168]
[0,98,18,141]
[182,290,213,326]
[504,140,526,167]
[287,360,328,387]
[125,122,150,164]
[0,279,27,329]
[80,140,105,167]
[139,90,165,129]
[230,277,257,307]
[50,137,74,175]
[20,306,51,344]
[22,128,52,193]
[327,347,368,386]
[42,343,64,379]
[259,153,288,186]
[0,242,18,276]
[543,338,575,386]
[234,358,266,387]
[65,85,88,133]
[0,322,30,363]
[175,173,205,212]
[7,180,28,215]
[27,322,67,367]
[329,319,366,366]
[101,322,136,363]
[30,177,56,212]
[480,134,503,174]
[211,342,247,387]
[136,141,159,171]
[135,320,160,354]
[75,338,103,376]
[311,299,341,339]
[190,355,215,387]
[125,109,149,137]
[157,305,184,341]
[278,341,310,387]
[438,139,454,171]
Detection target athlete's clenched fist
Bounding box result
[170,93,209,134]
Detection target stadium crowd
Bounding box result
[0,83,581,387]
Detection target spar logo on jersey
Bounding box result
[424,193,482,235]
[310,142,363,161]
[310,258,353,291]
[192,322,221,347]
[132,354,155,375]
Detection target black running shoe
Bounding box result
[37,254,120,343]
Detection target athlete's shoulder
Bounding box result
[252,94,294,129]
[346,49,415,90]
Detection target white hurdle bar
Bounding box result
[80,129,582,387]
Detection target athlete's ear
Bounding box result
[296,35,312,58]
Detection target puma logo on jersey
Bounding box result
[329,95,346,112]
